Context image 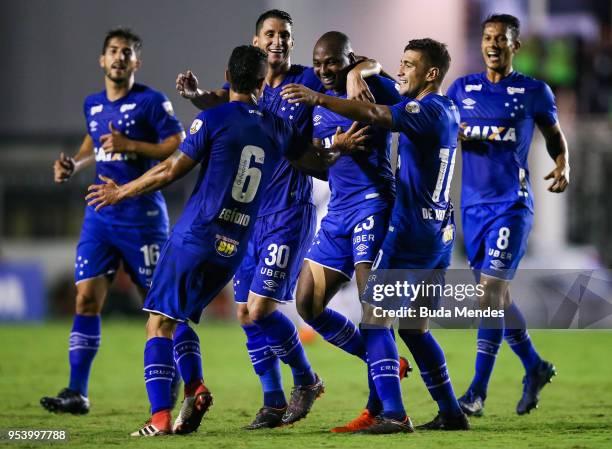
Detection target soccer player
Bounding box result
[446,14,569,416]
[282,38,470,433]
[41,28,184,415]
[86,45,366,436]
[176,10,383,429]
[293,31,411,433]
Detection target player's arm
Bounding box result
[282,84,392,129]
[53,134,95,183]
[347,58,395,102]
[99,123,182,160]
[538,122,570,193]
[85,152,197,211]
[289,138,329,181]
[289,122,371,175]
[176,70,229,110]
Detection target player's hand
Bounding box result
[99,122,134,153]
[176,70,200,99]
[346,72,375,103]
[544,163,570,193]
[85,175,123,211]
[53,152,75,183]
[331,122,371,155]
[281,84,321,106]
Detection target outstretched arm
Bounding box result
[176,70,229,110]
[282,84,393,129]
[53,134,95,183]
[538,122,570,193]
[99,123,183,160]
[86,152,197,211]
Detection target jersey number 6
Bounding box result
[232,145,265,204]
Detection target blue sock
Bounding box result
[173,322,202,385]
[362,327,405,420]
[253,311,315,386]
[242,324,286,408]
[68,314,101,397]
[469,316,504,397]
[306,308,366,360]
[144,337,175,413]
[399,330,462,417]
[504,302,542,373]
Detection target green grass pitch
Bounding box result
[1,321,611,448]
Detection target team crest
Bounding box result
[405,101,420,114]
[190,119,203,134]
[215,234,239,258]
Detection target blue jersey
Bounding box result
[312,75,401,211]
[84,83,184,227]
[446,71,558,211]
[172,101,307,258]
[224,65,323,216]
[388,94,460,252]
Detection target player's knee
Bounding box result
[248,303,271,322]
[236,304,252,326]
[75,291,102,315]
[296,294,321,321]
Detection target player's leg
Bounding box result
[134,312,178,436]
[358,302,413,434]
[40,219,117,415]
[234,236,285,428]
[504,289,556,414]
[247,292,324,426]
[397,268,468,430]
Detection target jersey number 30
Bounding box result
[232,145,265,204]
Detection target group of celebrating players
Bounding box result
[40,8,570,437]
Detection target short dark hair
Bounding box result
[255,9,293,34]
[404,38,451,84]
[228,45,267,94]
[482,14,521,41]
[102,27,142,56]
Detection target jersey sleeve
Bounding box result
[179,113,210,162]
[368,76,403,106]
[533,81,558,128]
[145,91,185,140]
[389,98,436,136]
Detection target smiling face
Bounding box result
[397,49,432,98]
[252,18,294,68]
[312,42,352,92]
[99,37,140,84]
[481,22,519,74]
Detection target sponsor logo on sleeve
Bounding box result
[162,101,175,116]
[405,101,420,114]
[190,119,203,134]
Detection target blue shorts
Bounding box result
[462,202,533,280]
[233,204,316,303]
[75,214,168,289]
[305,206,390,280]
[144,236,239,323]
